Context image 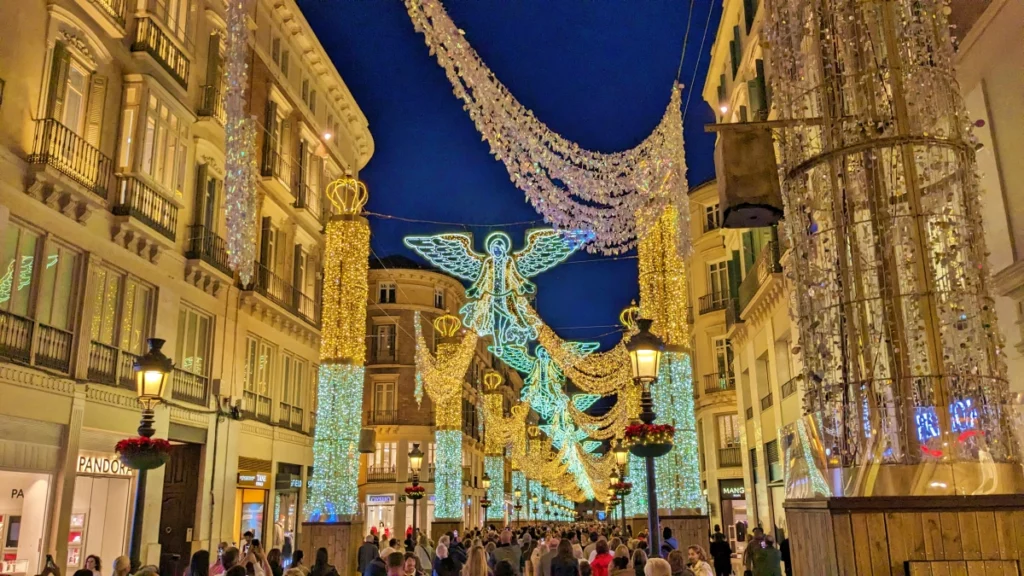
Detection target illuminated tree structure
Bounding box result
[414,312,478,520]
[638,206,704,512]
[482,371,518,520]
[404,229,588,354]
[306,178,371,521]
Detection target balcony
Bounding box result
[170,368,209,406]
[131,17,190,88]
[366,409,399,425]
[87,341,138,391]
[738,241,782,314]
[781,377,799,399]
[760,392,774,411]
[725,298,743,330]
[0,311,75,374]
[197,84,225,124]
[88,0,126,29]
[185,225,233,277]
[698,291,729,315]
[28,118,113,199]
[35,324,74,373]
[702,372,736,395]
[367,466,396,482]
[279,402,305,432]
[241,390,272,423]
[293,176,323,224]
[112,175,178,241]
[0,311,34,365]
[718,447,742,468]
[241,261,320,327]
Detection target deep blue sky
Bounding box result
[299,0,721,349]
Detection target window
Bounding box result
[118,86,141,169]
[434,288,445,309]
[0,224,41,318]
[378,282,396,304]
[301,79,308,103]
[373,381,394,412]
[35,241,80,332]
[368,442,397,469]
[280,50,289,77]
[713,337,734,377]
[139,93,189,196]
[717,414,740,450]
[375,324,395,360]
[766,440,782,482]
[243,334,276,397]
[176,306,211,375]
[750,447,759,483]
[707,261,729,299]
[271,37,280,65]
[62,60,89,136]
[309,90,316,114]
[281,352,307,409]
[703,203,721,233]
[89,266,154,355]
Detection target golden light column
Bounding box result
[414,312,478,520]
[482,371,510,520]
[306,177,370,520]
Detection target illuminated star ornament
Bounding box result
[404,229,590,353]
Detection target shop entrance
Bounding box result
[159,445,202,576]
[366,495,395,537]
[67,452,134,572]
[0,471,51,576]
[718,479,748,553]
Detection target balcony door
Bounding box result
[707,261,728,303]
[373,381,394,423]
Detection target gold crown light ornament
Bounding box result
[326,176,368,216]
[433,312,462,339]
[483,370,504,391]
[619,301,640,331]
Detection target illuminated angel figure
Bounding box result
[500,344,601,421]
[404,229,589,354]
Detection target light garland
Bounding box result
[307,183,371,521]
[624,452,648,517]
[224,0,257,284]
[307,364,365,520]
[765,0,1013,469]
[404,0,691,256]
[652,353,704,511]
[484,456,505,520]
[435,430,463,519]
[405,229,586,353]
[638,207,690,347]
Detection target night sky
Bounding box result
[299,0,722,349]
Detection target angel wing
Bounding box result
[513,228,591,278]
[571,394,601,412]
[491,344,534,374]
[562,340,600,358]
[403,233,485,281]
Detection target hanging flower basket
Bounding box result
[625,424,674,458]
[610,481,633,496]
[405,485,426,500]
[115,437,171,470]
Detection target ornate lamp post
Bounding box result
[407,443,425,536]
[480,472,492,524]
[612,441,630,533]
[513,488,523,525]
[129,338,172,567]
[625,319,666,555]
[531,495,539,520]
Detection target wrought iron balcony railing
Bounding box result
[279,402,305,432]
[718,446,742,468]
[87,341,139,391]
[702,372,736,394]
[197,84,225,123]
[367,409,399,425]
[112,175,178,240]
[171,367,209,406]
[131,17,190,88]
[241,261,320,327]
[293,176,323,223]
[28,118,113,198]
[738,241,782,313]
[698,291,730,315]
[241,390,272,422]
[185,224,233,277]
[367,466,396,482]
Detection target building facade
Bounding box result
[358,257,522,537]
[0,0,371,574]
[697,0,1024,543]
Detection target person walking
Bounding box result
[707,534,731,576]
[630,550,646,576]
[360,536,382,575]
[589,542,613,576]
[309,548,339,576]
[462,545,491,576]
[267,550,284,576]
[741,528,765,576]
[659,530,678,560]
[189,551,211,576]
[751,537,782,576]
[550,540,580,576]
[492,530,522,576]
[683,548,712,576]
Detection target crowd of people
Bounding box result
[38,521,787,576]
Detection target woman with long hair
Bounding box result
[308,548,338,576]
[684,548,712,576]
[266,549,283,576]
[630,550,646,576]
[189,550,211,576]
[462,545,490,576]
[550,540,579,576]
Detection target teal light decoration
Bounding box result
[512,470,526,514]
[403,229,588,354]
[652,352,705,511]
[485,456,505,520]
[624,452,648,517]
[307,364,364,521]
[434,430,463,518]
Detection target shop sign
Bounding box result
[719,479,746,500]
[77,452,134,477]
[367,494,394,504]
[275,473,303,491]
[238,472,269,488]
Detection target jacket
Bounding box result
[590,554,613,576]
[358,543,380,574]
[493,544,523,576]
[709,540,732,572]
[550,557,579,576]
[752,547,783,576]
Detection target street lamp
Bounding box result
[513,488,523,525]
[625,318,665,555]
[408,443,424,536]
[129,338,173,567]
[531,495,538,520]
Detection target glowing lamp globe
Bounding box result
[408,443,424,474]
[482,472,491,490]
[613,440,629,468]
[134,338,173,408]
[626,318,664,383]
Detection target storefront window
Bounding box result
[235,472,269,545]
[0,471,53,576]
[365,495,395,537]
[68,454,133,571]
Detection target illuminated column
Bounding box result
[482,371,507,520]
[305,178,370,522]
[415,313,478,528]
[637,206,704,512]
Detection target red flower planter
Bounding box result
[115,437,171,470]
